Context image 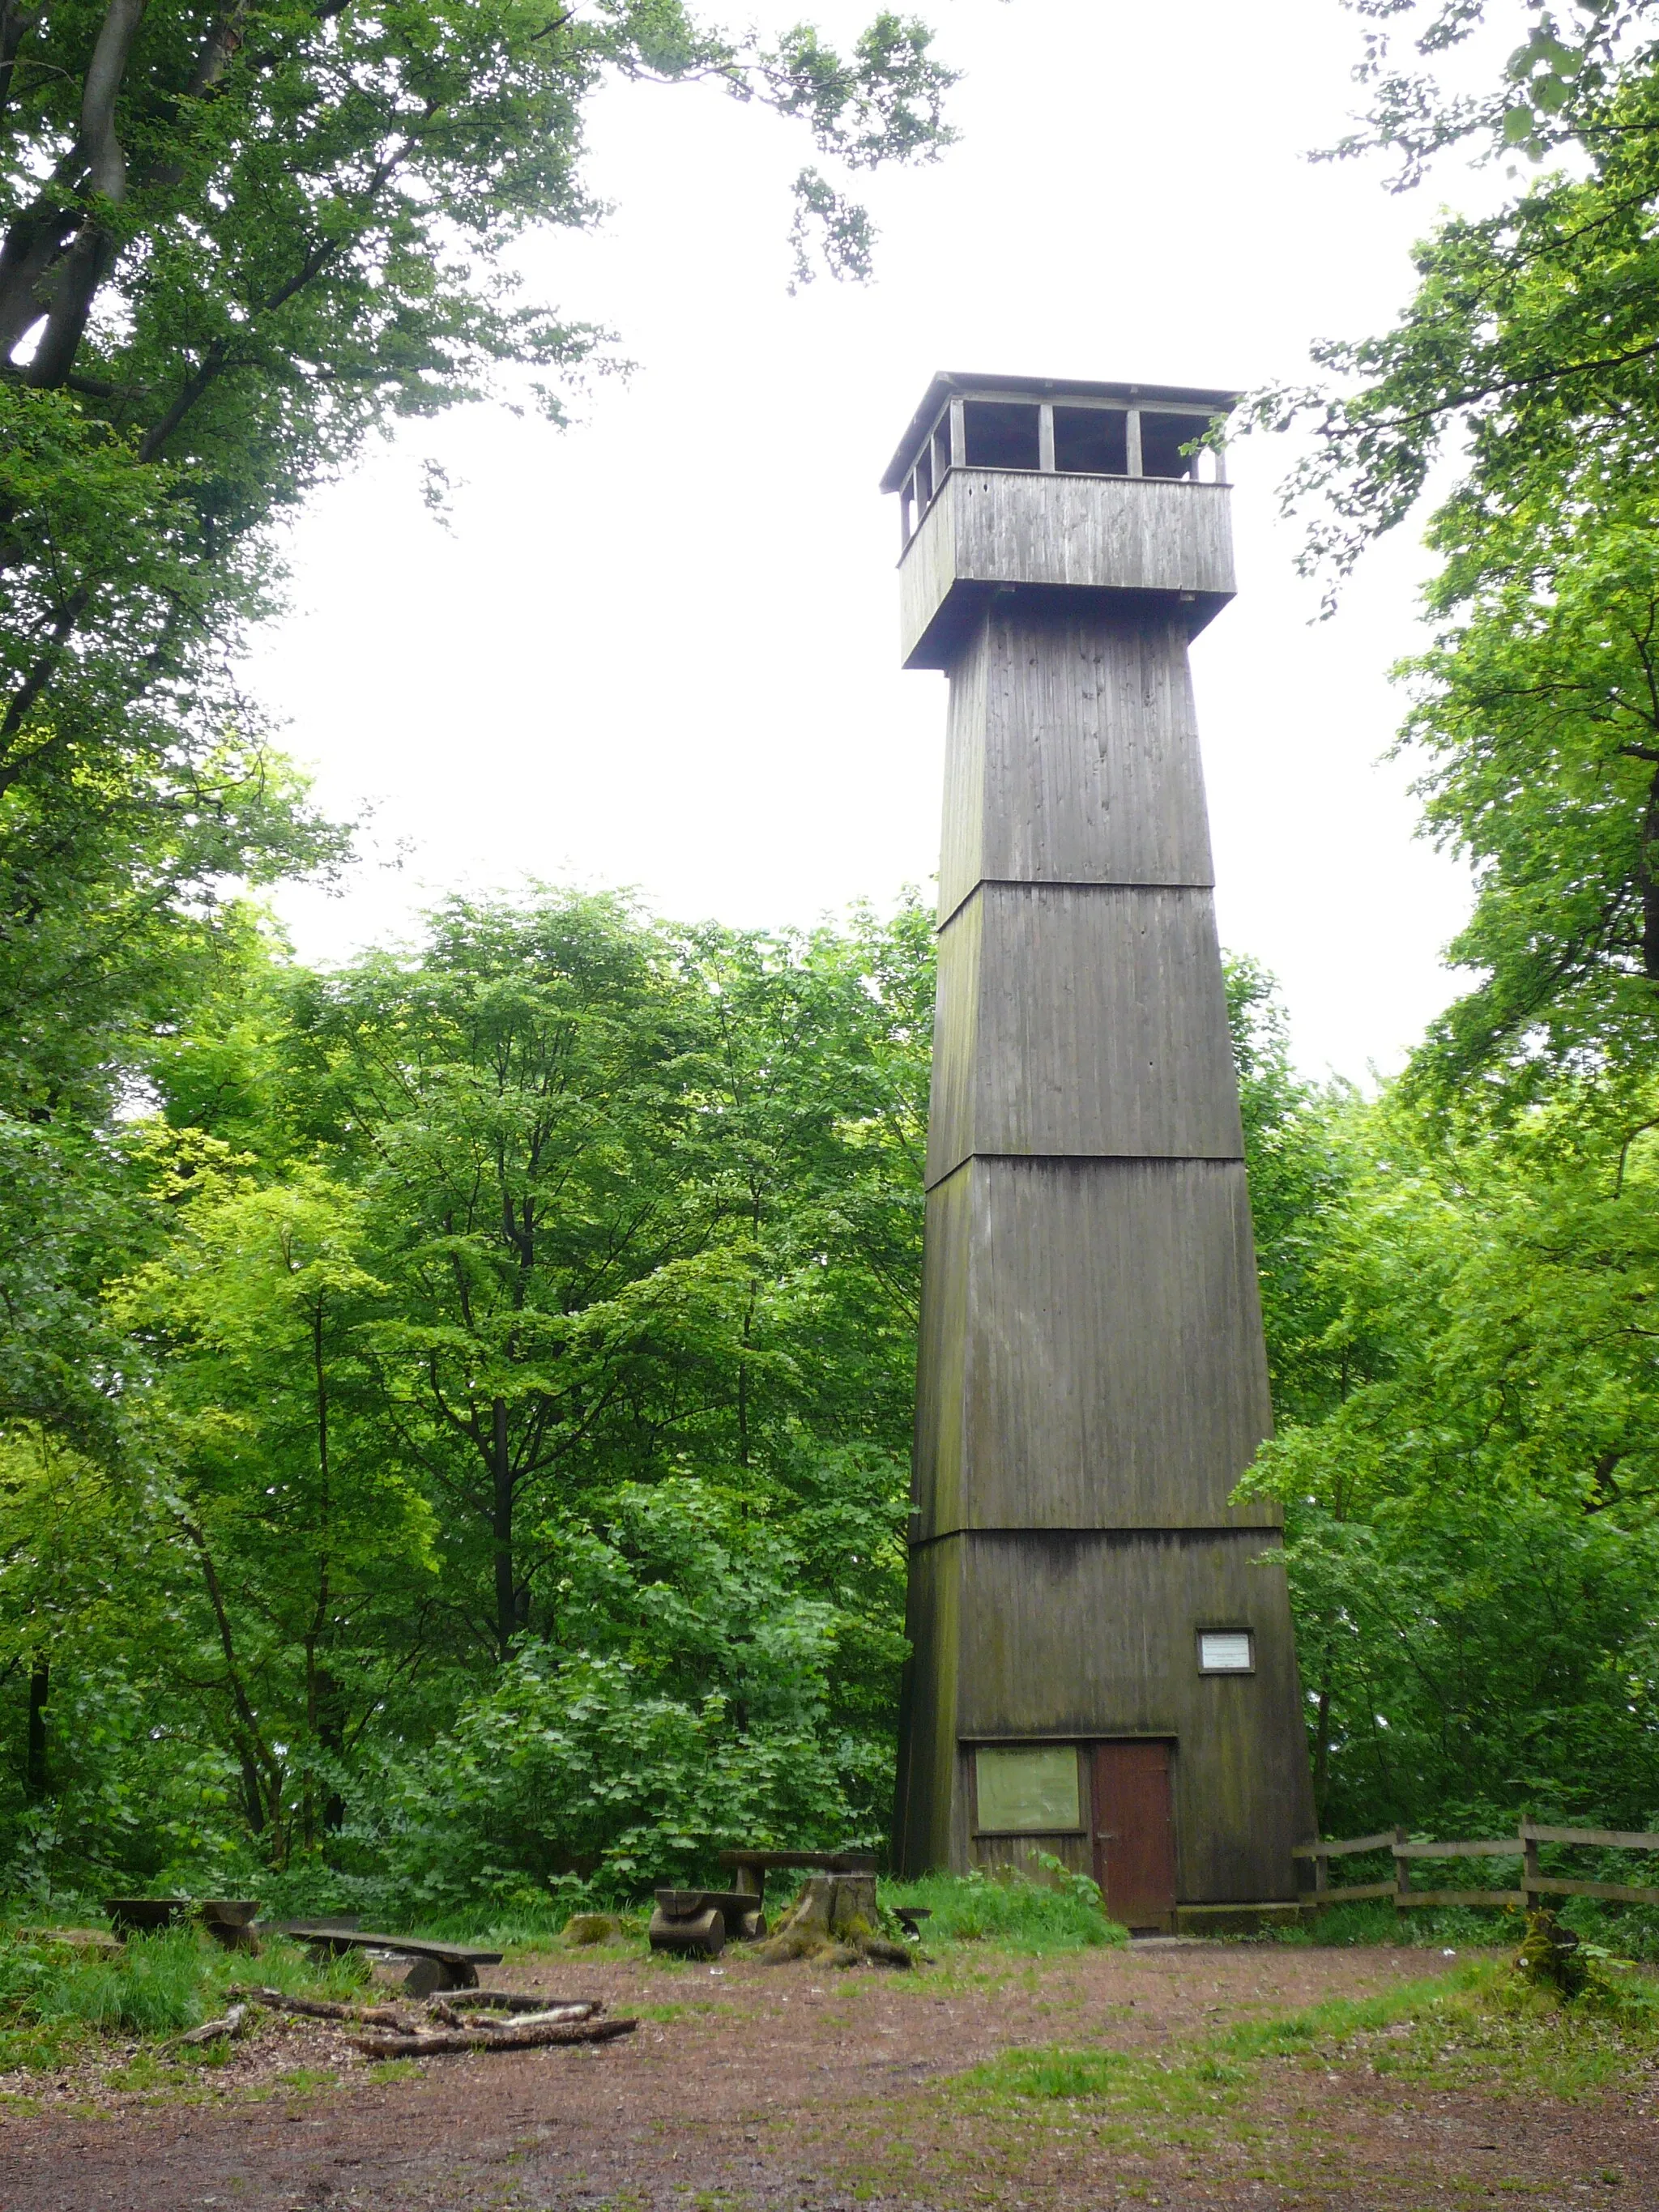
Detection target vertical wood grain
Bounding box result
[936,604,1216,919]
[898,399,1312,1900]
[927,882,1245,1182]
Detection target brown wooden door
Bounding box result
[1091,1741,1176,1930]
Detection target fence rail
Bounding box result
[1293,1820,1659,1912]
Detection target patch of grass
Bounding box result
[951,1959,1659,2150]
[365,2056,422,2084]
[239,1933,371,2001]
[106,2048,190,2094]
[954,2038,1253,2137]
[1290,1894,1659,1962]
[1215,1975,1469,2059]
[880,1865,1128,1954]
[0,1924,369,2073]
[274,2065,338,2094]
[0,1928,207,2039]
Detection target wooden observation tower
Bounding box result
[884,373,1314,1929]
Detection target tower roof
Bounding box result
[880,372,1242,494]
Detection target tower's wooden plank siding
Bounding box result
[893,386,1315,1898]
[957,1530,1308,1900]
[897,1529,1310,1900]
[913,1158,1279,1536]
[938,609,1214,921]
[902,473,1236,669]
[928,884,1244,1180]
[959,471,1236,595]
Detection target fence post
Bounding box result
[1521,1816,1539,1904]
[1393,1825,1410,1912]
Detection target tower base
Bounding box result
[896,1526,1313,1916]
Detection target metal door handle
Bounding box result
[1094,1831,1116,1841]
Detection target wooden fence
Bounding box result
[1294,1821,1659,1912]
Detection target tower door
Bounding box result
[1091,1741,1176,1930]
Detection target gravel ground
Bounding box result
[0,1938,1654,2211]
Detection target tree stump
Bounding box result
[753,1872,907,1966]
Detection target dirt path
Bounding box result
[2,1939,1654,2211]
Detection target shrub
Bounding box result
[370,1646,881,1913]
[880,1862,1127,1953]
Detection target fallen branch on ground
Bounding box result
[179,2002,249,2047]
[429,1998,599,2030]
[230,1986,414,2027]
[347,2014,638,2058]
[465,1989,602,2012]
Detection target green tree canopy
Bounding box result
[0,889,930,1897]
[1239,1079,1659,1833]
[1252,2,1659,584]
[1244,5,1659,1097]
[1397,497,1659,1099]
[0,0,957,1455]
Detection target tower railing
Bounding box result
[898,393,1227,551]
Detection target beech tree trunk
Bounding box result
[25,1655,47,1795]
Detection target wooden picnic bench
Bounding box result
[717,1850,876,1907]
[266,1920,502,1993]
[648,1852,881,1957]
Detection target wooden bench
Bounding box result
[647,1890,764,1957]
[267,1921,503,1993]
[717,1850,876,1910]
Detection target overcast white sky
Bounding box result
[253,0,1502,1084]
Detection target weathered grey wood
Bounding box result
[1294,1834,1397,1859]
[927,883,1244,1182]
[1314,1881,1398,1904]
[973,1833,1094,1882]
[269,1923,500,1982]
[1311,1823,1659,1856]
[1524,1876,1659,1906]
[938,606,1216,922]
[881,375,1239,495]
[914,1158,1278,1535]
[943,472,1235,602]
[1393,1839,1524,1860]
[646,1904,726,1956]
[900,470,1237,671]
[891,371,1313,1907]
[1523,1821,1659,1851]
[1397,1890,1526,1911]
[900,1526,1310,1904]
[946,388,1221,421]
[347,2015,637,2058]
[718,1848,876,1907]
[1125,408,1142,479]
